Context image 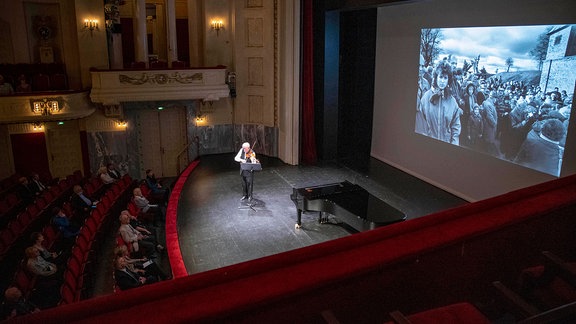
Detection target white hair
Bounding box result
[242,142,250,148]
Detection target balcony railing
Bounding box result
[0,90,95,124]
[90,66,230,105]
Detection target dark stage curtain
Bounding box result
[301,0,317,165]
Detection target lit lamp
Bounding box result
[210,19,224,36]
[116,120,127,127]
[31,98,61,116]
[32,122,44,130]
[195,114,206,124]
[84,18,99,36]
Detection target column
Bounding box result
[134,0,149,66]
[166,0,178,67]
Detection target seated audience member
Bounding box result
[70,185,97,219]
[133,187,164,226]
[15,74,31,93]
[24,248,61,308]
[114,245,170,281]
[118,213,163,258]
[51,206,80,241]
[145,169,169,202]
[25,246,59,278]
[17,176,36,203]
[30,232,62,265]
[121,209,159,239]
[0,74,14,95]
[0,287,39,319]
[28,172,47,195]
[114,256,157,291]
[98,166,116,185]
[107,163,121,180]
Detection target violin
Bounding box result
[245,149,259,163]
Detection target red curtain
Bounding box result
[10,132,50,178]
[301,0,317,165]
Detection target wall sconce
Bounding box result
[31,98,61,116]
[210,19,224,36]
[32,122,44,130]
[195,114,206,125]
[84,19,99,36]
[116,120,127,128]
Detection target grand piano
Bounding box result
[290,180,406,232]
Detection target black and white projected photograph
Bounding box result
[415,24,575,177]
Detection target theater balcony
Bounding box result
[0,90,95,124]
[89,66,230,105]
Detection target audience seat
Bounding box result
[388,303,491,324]
[130,61,146,69]
[59,281,78,305]
[0,227,17,256]
[75,229,93,255]
[116,233,132,254]
[518,251,576,308]
[48,185,62,198]
[50,73,68,90]
[13,268,37,298]
[42,225,59,250]
[5,193,19,207]
[171,60,187,68]
[34,196,48,211]
[493,251,576,323]
[149,60,168,69]
[41,190,55,204]
[31,73,51,91]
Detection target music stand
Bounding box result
[240,162,262,172]
[238,162,262,211]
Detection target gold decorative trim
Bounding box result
[119,72,204,85]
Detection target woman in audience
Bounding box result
[98,165,116,185]
[118,213,163,258]
[114,245,170,281]
[133,187,164,226]
[25,246,58,278]
[23,247,61,308]
[15,74,31,93]
[114,256,157,291]
[29,232,62,265]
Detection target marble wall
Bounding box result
[86,130,131,177]
[85,100,279,179]
[193,124,278,158]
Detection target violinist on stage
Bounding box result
[234,142,259,201]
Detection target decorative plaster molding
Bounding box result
[91,68,230,105]
[119,72,203,85]
[0,90,95,124]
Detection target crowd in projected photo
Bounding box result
[415,24,575,177]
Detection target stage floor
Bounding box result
[175,154,467,275]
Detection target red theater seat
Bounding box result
[388,303,491,324]
[31,73,50,91]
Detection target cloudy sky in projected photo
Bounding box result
[438,25,553,73]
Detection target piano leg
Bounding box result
[319,211,330,224]
[295,209,302,229]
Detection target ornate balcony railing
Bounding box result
[90,66,230,105]
[0,90,95,124]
